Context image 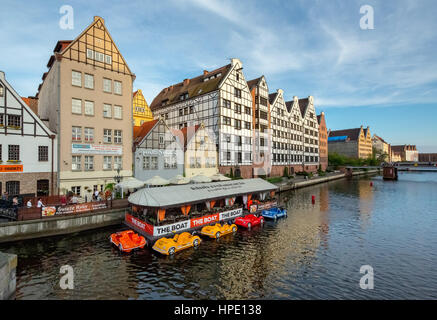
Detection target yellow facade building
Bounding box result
[133,89,153,126]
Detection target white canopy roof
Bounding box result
[144,176,170,186]
[210,173,231,181]
[190,174,212,183]
[169,175,190,185]
[128,178,278,208]
[116,177,145,190]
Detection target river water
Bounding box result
[1,172,437,299]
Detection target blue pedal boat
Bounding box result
[261,207,287,220]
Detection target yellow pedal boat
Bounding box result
[200,223,237,239]
[152,232,201,255]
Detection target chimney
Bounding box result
[183,79,190,86]
[203,70,209,75]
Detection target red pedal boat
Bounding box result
[110,230,146,253]
[234,214,264,229]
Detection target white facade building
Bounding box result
[0,71,57,197]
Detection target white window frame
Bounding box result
[114,156,122,170]
[84,73,94,89]
[84,127,94,142]
[114,81,122,95]
[84,100,94,116]
[103,104,112,118]
[72,98,82,114]
[84,156,94,171]
[72,156,81,171]
[114,130,122,144]
[103,78,112,93]
[103,156,112,170]
[72,71,81,87]
[103,129,112,143]
[113,105,122,119]
[72,126,81,141]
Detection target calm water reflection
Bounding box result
[1,172,437,299]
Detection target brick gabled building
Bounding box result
[317,112,328,170]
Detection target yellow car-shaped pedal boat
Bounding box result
[152,232,201,255]
[200,223,238,239]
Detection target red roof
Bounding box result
[133,119,159,148]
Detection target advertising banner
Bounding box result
[40,201,108,217]
[72,143,122,155]
[125,213,154,235]
[219,208,243,220]
[190,213,219,228]
[0,164,23,172]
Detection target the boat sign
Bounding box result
[153,220,190,236]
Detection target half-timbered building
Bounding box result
[0,71,57,197]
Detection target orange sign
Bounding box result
[0,164,23,172]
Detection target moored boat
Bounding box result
[110,230,146,253]
[200,222,237,239]
[152,232,201,255]
[261,207,287,220]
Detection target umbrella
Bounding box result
[169,175,191,185]
[116,177,145,190]
[145,175,170,186]
[210,173,231,181]
[190,174,212,183]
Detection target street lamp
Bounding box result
[114,167,122,184]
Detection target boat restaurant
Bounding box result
[125,178,278,242]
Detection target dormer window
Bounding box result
[161,99,168,106]
[180,92,189,101]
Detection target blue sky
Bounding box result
[1,0,436,151]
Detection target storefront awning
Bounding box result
[128,178,278,208]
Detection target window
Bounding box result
[84,101,94,116]
[164,113,169,120]
[234,88,242,98]
[159,134,164,145]
[114,81,122,95]
[84,74,94,89]
[103,104,112,118]
[245,121,251,130]
[7,115,21,128]
[237,152,242,163]
[196,157,201,168]
[84,127,94,142]
[37,180,49,196]
[189,106,194,114]
[226,152,231,161]
[184,107,188,115]
[234,119,242,130]
[103,129,112,143]
[103,78,112,93]
[143,156,158,170]
[245,106,251,115]
[237,136,242,146]
[103,156,112,170]
[223,99,231,108]
[179,92,189,100]
[114,156,122,169]
[71,126,81,141]
[223,116,231,126]
[114,130,122,144]
[164,155,177,169]
[235,103,241,114]
[189,157,196,168]
[0,114,3,126]
[179,108,183,116]
[8,145,19,161]
[114,105,122,119]
[0,84,4,96]
[72,98,82,114]
[84,156,94,171]
[259,97,268,106]
[38,146,48,161]
[72,71,81,87]
[71,186,81,195]
[72,156,81,171]
[6,181,20,196]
